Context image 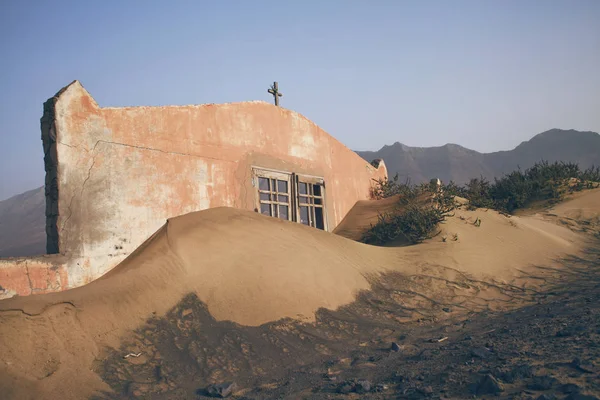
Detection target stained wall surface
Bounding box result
[0,256,68,298]
[0,80,387,298]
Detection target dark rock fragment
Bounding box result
[560,383,582,394]
[205,382,237,398]
[571,358,597,373]
[354,379,371,394]
[503,364,534,383]
[375,383,389,392]
[418,385,434,395]
[474,374,504,395]
[535,394,557,400]
[338,382,353,394]
[527,375,558,391]
[564,395,600,400]
[471,347,491,359]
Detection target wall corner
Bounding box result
[370,158,388,180]
[41,94,60,254]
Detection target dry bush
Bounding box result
[463,161,600,213]
[362,175,458,245]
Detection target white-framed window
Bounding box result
[252,167,327,230]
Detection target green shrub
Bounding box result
[463,176,494,210]
[442,180,468,198]
[362,159,599,246]
[489,168,534,212]
[370,174,417,200]
[362,174,457,245]
[580,165,600,188]
[361,203,448,245]
[466,160,600,212]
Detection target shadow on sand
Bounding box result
[92,244,600,399]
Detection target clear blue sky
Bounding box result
[1,0,599,200]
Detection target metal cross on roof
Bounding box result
[267,81,283,106]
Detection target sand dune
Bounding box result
[332,194,403,241]
[0,191,597,400]
[546,188,600,226]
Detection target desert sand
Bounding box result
[333,194,404,241]
[0,190,598,399]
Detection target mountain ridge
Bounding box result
[0,186,46,257]
[356,128,600,184]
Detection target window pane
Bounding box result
[260,203,271,216]
[277,180,288,193]
[315,207,325,230]
[260,193,271,201]
[314,198,322,205]
[300,206,309,225]
[278,195,289,203]
[313,185,322,196]
[270,179,276,191]
[298,182,308,194]
[299,196,309,204]
[279,205,289,220]
[258,177,269,191]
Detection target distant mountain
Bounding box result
[0,186,45,257]
[356,129,600,184]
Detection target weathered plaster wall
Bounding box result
[0,256,68,299]
[1,80,387,297]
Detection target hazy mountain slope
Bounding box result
[357,142,495,184]
[484,129,600,177]
[356,129,600,184]
[0,186,45,257]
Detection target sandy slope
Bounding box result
[0,191,597,400]
[544,188,600,230]
[332,194,403,241]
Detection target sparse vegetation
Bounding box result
[463,161,600,213]
[362,176,458,245]
[362,160,600,246]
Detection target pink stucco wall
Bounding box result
[0,80,387,299]
[0,256,68,298]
